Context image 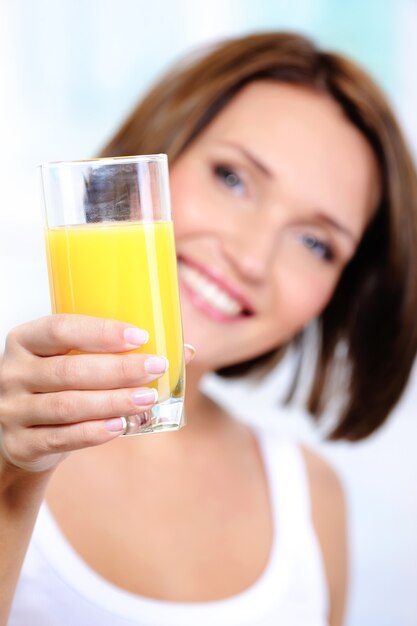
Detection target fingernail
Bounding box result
[131,388,158,405]
[124,327,149,346]
[144,356,169,374]
[105,416,127,432]
[184,343,196,361]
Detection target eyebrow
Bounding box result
[219,141,358,245]
[314,212,358,245]
[219,141,273,178]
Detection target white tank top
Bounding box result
[8,431,329,626]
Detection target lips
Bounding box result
[177,255,254,323]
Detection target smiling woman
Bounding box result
[2,31,417,626]
[101,32,417,441]
[167,82,378,381]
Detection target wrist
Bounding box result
[0,455,52,508]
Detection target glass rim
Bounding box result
[38,153,167,169]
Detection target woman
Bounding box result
[1,33,417,626]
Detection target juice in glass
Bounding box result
[45,220,184,404]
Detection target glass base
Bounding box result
[121,397,185,436]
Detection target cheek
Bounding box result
[275,267,339,332]
[169,166,204,238]
[299,277,336,318]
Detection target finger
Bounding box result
[23,387,158,426]
[19,418,128,462]
[7,315,150,357]
[184,344,196,364]
[27,352,169,392]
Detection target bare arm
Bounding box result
[0,460,51,625]
[0,315,193,624]
[302,447,348,626]
[0,352,49,624]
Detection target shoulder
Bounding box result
[301,446,348,626]
[301,446,345,505]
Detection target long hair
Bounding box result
[100,32,417,441]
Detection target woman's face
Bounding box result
[169,81,380,371]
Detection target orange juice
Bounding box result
[45,221,184,401]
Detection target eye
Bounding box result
[300,234,335,262]
[213,164,245,195]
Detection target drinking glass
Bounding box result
[40,154,185,435]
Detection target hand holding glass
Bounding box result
[40,155,185,435]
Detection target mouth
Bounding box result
[177,255,255,323]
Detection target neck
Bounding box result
[183,362,207,414]
[115,362,228,460]
[181,362,224,437]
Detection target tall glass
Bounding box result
[40,154,185,435]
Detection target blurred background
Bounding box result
[0,1,416,624]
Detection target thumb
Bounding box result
[184,343,196,364]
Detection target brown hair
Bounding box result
[100,32,417,441]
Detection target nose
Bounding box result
[222,212,278,282]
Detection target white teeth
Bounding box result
[178,261,243,317]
